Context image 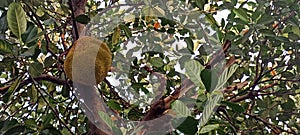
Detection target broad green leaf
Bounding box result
[22,24,38,44]
[0,0,13,8]
[7,2,27,39]
[259,29,275,37]
[184,37,194,54]
[24,119,37,129]
[112,27,120,45]
[257,14,275,25]
[205,14,218,27]
[0,13,8,32]
[199,124,219,134]
[142,6,154,20]
[43,56,56,67]
[29,62,43,77]
[28,84,38,103]
[20,45,36,57]
[42,111,55,126]
[107,100,122,111]
[195,0,206,10]
[75,14,90,24]
[292,26,300,36]
[60,128,72,135]
[281,98,296,111]
[201,68,218,92]
[119,24,132,38]
[112,126,123,135]
[61,85,69,98]
[176,116,198,134]
[198,93,222,129]
[0,39,13,54]
[184,60,205,90]
[3,76,22,103]
[0,119,18,131]
[3,125,27,135]
[232,8,249,23]
[25,30,47,44]
[142,6,154,16]
[171,100,191,117]
[215,64,239,91]
[98,111,115,130]
[149,57,164,67]
[154,6,165,16]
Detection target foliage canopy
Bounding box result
[0,0,300,134]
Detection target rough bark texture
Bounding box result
[69,0,111,134]
[70,0,87,39]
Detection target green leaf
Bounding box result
[171,100,191,117]
[281,98,296,111]
[221,101,245,113]
[61,85,69,98]
[214,64,238,91]
[98,111,115,130]
[149,57,164,67]
[7,2,27,39]
[25,30,47,44]
[0,13,8,32]
[259,29,275,37]
[20,45,36,57]
[22,24,38,44]
[257,14,275,25]
[201,68,218,92]
[42,112,55,126]
[184,37,194,54]
[205,14,218,27]
[107,100,122,111]
[0,0,13,8]
[3,76,22,103]
[195,0,206,10]
[232,8,249,23]
[112,27,120,45]
[153,6,165,16]
[176,116,198,134]
[29,62,43,77]
[0,39,13,54]
[142,6,154,17]
[28,84,38,103]
[199,124,219,134]
[198,93,222,128]
[43,57,56,67]
[119,24,132,38]
[75,14,90,24]
[3,125,27,135]
[112,126,122,135]
[292,25,300,36]
[184,60,205,90]
[24,119,37,129]
[0,119,18,131]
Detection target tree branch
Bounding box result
[0,74,67,94]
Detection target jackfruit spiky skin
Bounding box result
[64,36,112,84]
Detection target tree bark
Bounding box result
[68,0,112,134]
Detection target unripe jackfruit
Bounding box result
[64,36,112,84]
